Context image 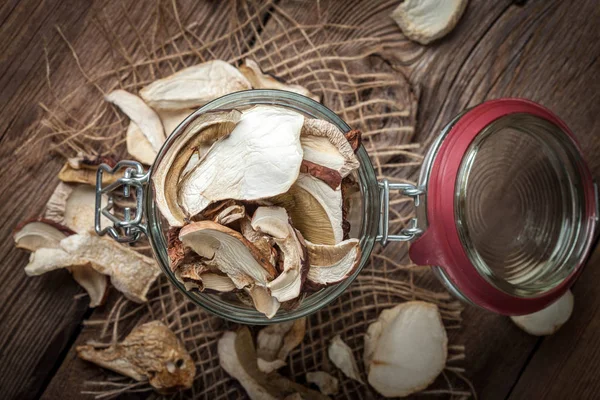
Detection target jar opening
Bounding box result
[455,113,589,297]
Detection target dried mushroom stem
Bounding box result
[77,321,195,393]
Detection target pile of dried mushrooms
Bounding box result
[158,104,362,318]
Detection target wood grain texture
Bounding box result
[0,0,598,399]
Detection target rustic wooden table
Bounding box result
[1,0,599,399]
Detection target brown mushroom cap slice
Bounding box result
[391,0,468,45]
[139,60,252,110]
[152,109,241,227]
[273,173,343,245]
[251,206,307,302]
[239,59,320,102]
[77,321,195,393]
[300,118,359,180]
[178,106,304,219]
[179,221,277,289]
[306,238,361,287]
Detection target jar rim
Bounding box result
[145,89,381,324]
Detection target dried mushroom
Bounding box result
[179,221,277,289]
[140,60,251,110]
[328,335,364,384]
[218,327,329,400]
[13,219,74,252]
[511,290,574,336]
[105,89,165,152]
[58,154,119,186]
[127,122,157,165]
[300,118,359,180]
[247,285,280,319]
[60,232,160,303]
[391,0,468,45]
[239,59,320,102]
[256,318,306,373]
[251,206,308,302]
[152,109,241,226]
[178,106,304,219]
[306,371,339,396]
[364,301,447,397]
[240,217,278,266]
[77,321,195,393]
[273,174,343,245]
[159,108,194,136]
[174,263,237,293]
[44,182,111,234]
[306,238,361,287]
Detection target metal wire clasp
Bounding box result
[377,179,424,246]
[95,160,149,243]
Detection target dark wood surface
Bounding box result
[1,0,599,399]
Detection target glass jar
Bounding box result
[95,90,598,323]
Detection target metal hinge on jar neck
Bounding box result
[377,179,424,246]
[95,160,148,243]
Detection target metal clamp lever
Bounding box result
[95,160,149,243]
[377,179,424,246]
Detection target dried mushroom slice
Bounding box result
[127,122,157,165]
[240,217,278,266]
[391,0,468,45]
[140,60,251,110]
[251,207,308,302]
[246,285,280,319]
[58,154,119,186]
[77,321,195,393]
[179,221,276,289]
[511,290,574,336]
[218,327,329,400]
[61,232,160,303]
[176,264,237,293]
[306,371,339,396]
[364,301,447,397]
[178,106,304,219]
[239,59,320,102]
[299,160,341,190]
[24,247,109,307]
[44,183,111,234]
[328,335,364,384]
[105,89,165,151]
[13,219,75,252]
[159,108,194,137]
[152,109,241,227]
[300,118,359,179]
[306,239,361,287]
[256,319,306,373]
[273,174,343,245]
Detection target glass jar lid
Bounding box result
[410,99,597,315]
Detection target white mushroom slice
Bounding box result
[178,106,304,218]
[306,239,361,287]
[159,108,194,137]
[77,321,196,393]
[215,204,246,226]
[306,371,339,395]
[301,118,359,179]
[328,335,364,384]
[511,290,574,336]
[257,319,306,373]
[218,327,328,400]
[126,122,156,165]
[60,232,160,303]
[179,221,276,289]
[273,173,343,245]
[391,0,468,45]
[44,183,111,234]
[252,207,307,302]
[152,109,241,227]
[24,247,89,276]
[246,285,280,319]
[105,89,165,152]
[180,151,200,178]
[239,59,320,102]
[13,220,73,252]
[71,264,109,307]
[139,60,251,110]
[365,301,447,397]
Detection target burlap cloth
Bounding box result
[28,1,474,398]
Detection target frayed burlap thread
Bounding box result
[30,0,475,398]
